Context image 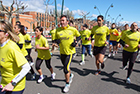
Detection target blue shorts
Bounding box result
[82,45,91,54]
[109,41,117,46]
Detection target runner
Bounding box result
[0,21,30,94]
[91,15,110,75]
[14,24,36,80]
[50,24,58,56]
[116,27,122,53]
[79,24,93,65]
[108,23,119,57]
[35,26,56,83]
[55,15,80,93]
[23,26,36,80]
[69,20,77,59]
[119,22,140,84]
[121,24,130,36]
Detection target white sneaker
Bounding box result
[63,84,70,93]
[108,53,111,57]
[90,54,94,58]
[113,53,115,57]
[126,78,131,84]
[37,75,45,83]
[73,53,77,59]
[69,73,74,84]
[80,61,85,65]
[30,62,34,66]
[51,73,56,80]
[122,65,127,70]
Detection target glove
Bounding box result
[71,40,77,47]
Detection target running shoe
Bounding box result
[51,73,56,80]
[73,53,77,59]
[101,62,105,69]
[31,73,36,80]
[113,52,115,57]
[115,51,118,54]
[90,54,94,58]
[37,75,45,83]
[108,53,111,57]
[69,73,74,84]
[79,61,85,65]
[63,84,70,93]
[126,78,131,84]
[94,70,101,75]
[122,65,127,70]
[30,62,34,66]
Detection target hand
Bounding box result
[36,44,40,49]
[124,44,129,48]
[138,44,140,49]
[71,40,77,47]
[88,37,91,41]
[1,83,14,92]
[105,41,109,45]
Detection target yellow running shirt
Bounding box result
[80,29,91,45]
[50,29,56,41]
[91,25,109,47]
[109,28,119,41]
[55,26,80,55]
[35,35,51,60]
[17,33,28,56]
[121,30,140,52]
[23,33,32,49]
[121,29,129,36]
[0,40,27,91]
[117,32,121,42]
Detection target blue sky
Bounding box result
[2,0,140,26]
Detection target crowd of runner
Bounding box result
[0,14,140,93]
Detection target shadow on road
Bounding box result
[100,71,140,92]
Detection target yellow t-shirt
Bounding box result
[117,32,121,42]
[55,26,80,55]
[35,35,51,60]
[80,29,91,45]
[121,30,140,52]
[121,29,129,36]
[23,34,32,49]
[0,40,28,91]
[17,33,28,56]
[91,25,109,47]
[50,29,56,41]
[109,28,119,41]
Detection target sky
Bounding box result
[2,0,140,27]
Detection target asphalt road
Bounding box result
[21,46,140,94]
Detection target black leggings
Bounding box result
[123,50,137,78]
[60,54,73,74]
[26,49,33,62]
[25,56,35,74]
[35,58,52,70]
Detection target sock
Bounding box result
[40,75,43,78]
[81,54,85,62]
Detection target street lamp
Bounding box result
[108,15,114,23]
[104,3,113,22]
[94,4,113,24]
[61,0,64,16]
[94,6,101,15]
[115,14,121,24]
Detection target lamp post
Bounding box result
[118,18,123,26]
[115,14,121,24]
[61,0,64,16]
[94,6,101,15]
[55,0,58,28]
[94,4,113,24]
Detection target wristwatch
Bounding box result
[11,81,16,86]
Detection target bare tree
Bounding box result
[63,10,74,20]
[0,0,27,23]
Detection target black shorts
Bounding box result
[93,46,107,56]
